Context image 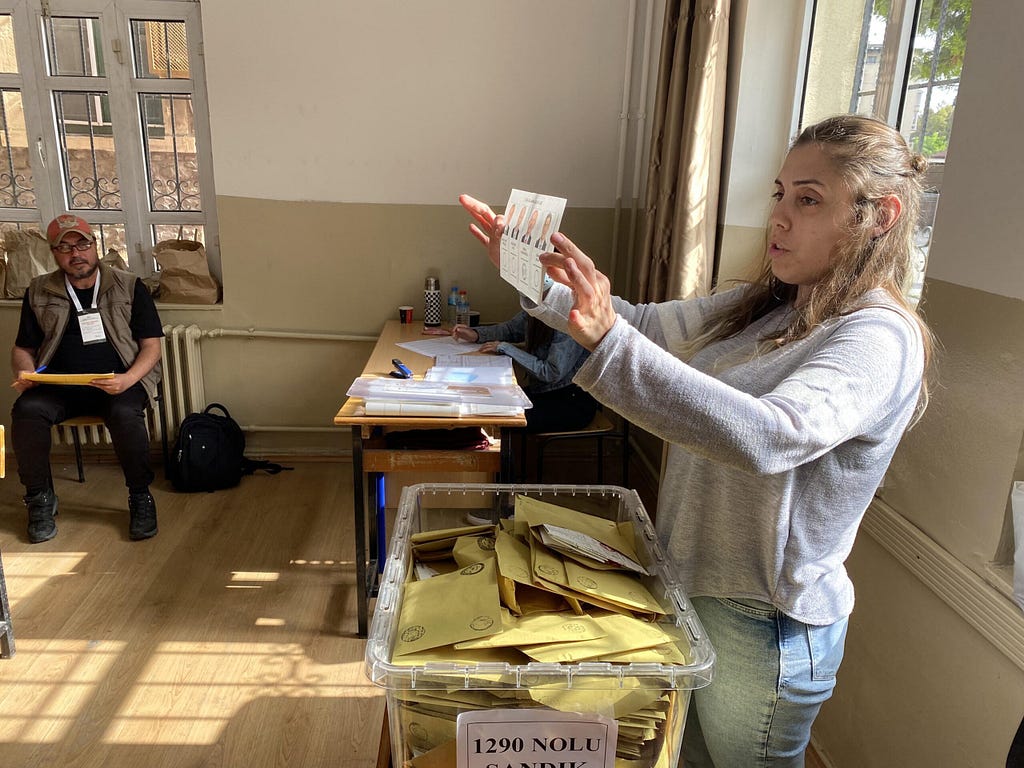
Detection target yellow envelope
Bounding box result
[494,528,570,615]
[454,611,606,649]
[494,529,533,585]
[520,613,677,663]
[392,558,502,656]
[562,559,666,615]
[452,533,496,567]
[410,524,495,544]
[397,704,456,755]
[408,738,456,768]
[19,372,114,385]
[515,495,642,563]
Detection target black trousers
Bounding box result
[525,385,599,434]
[12,383,153,493]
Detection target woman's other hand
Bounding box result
[451,324,480,343]
[539,232,618,351]
[479,341,502,354]
[458,194,503,269]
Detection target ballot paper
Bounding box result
[500,189,567,302]
[537,523,650,576]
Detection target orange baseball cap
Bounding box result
[46,214,95,247]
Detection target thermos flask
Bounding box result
[423,276,442,327]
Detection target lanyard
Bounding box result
[65,270,100,312]
[65,271,106,345]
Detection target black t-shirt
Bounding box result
[16,278,164,374]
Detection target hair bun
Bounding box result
[909,153,929,176]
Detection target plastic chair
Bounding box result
[528,408,630,485]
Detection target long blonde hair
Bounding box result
[684,115,934,416]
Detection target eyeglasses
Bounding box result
[51,241,94,254]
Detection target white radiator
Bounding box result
[52,324,206,448]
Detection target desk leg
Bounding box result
[500,427,513,483]
[351,426,368,638]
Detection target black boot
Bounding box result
[25,489,58,543]
[128,491,158,541]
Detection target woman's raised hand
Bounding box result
[539,233,617,351]
[458,194,502,269]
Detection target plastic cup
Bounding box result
[398,306,413,323]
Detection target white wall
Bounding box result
[201,1,636,207]
[922,0,1024,300]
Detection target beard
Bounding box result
[66,258,98,281]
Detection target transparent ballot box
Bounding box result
[364,483,716,768]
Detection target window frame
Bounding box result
[0,0,218,281]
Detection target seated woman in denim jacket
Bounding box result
[452,310,597,433]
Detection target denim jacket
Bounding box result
[474,311,589,395]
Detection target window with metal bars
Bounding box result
[0,0,217,284]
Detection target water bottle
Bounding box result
[447,283,459,325]
[423,276,442,327]
[455,289,470,326]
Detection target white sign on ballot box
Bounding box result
[456,709,617,768]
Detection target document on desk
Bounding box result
[500,188,567,303]
[425,357,516,386]
[363,401,524,418]
[348,376,531,407]
[396,337,482,358]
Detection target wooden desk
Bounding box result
[334,320,526,636]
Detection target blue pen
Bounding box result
[34,365,47,373]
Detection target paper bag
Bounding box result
[3,229,52,298]
[101,247,129,271]
[152,239,220,304]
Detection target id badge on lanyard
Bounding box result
[66,273,107,345]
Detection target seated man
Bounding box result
[10,214,163,543]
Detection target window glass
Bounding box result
[899,0,971,159]
[803,1,890,125]
[0,89,35,208]
[154,223,204,244]
[0,14,18,73]
[45,16,105,77]
[0,2,216,282]
[94,222,126,257]
[140,93,200,211]
[131,19,190,79]
[54,90,121,210]
[801,0,971,307]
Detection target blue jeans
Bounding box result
[681,596,848,767]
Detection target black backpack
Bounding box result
[168,403,289,492]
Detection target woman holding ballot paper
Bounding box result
[460,115,933,767]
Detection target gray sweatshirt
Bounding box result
[527,284,924,625]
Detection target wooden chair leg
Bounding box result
[71,428,85,483]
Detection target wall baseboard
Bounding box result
[862,498,1024,671]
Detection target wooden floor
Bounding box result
[0,458,386,768]
[0,446,826,768]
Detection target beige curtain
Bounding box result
[637,0,730,302]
